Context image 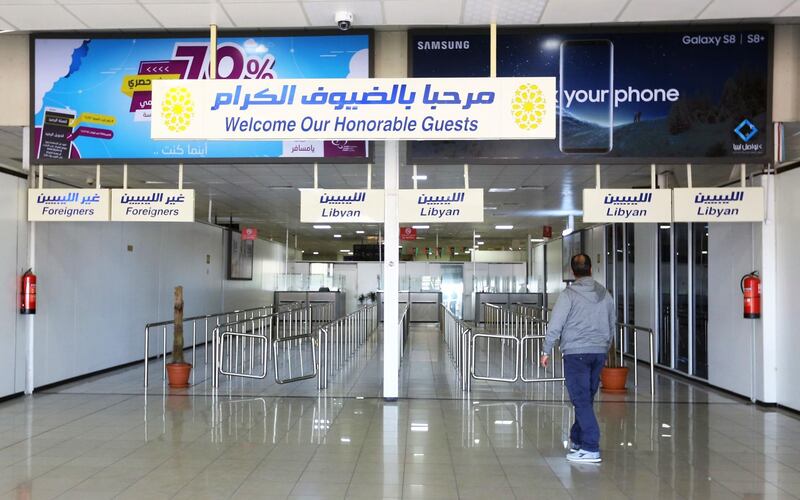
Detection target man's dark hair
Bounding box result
[571,253,592,278]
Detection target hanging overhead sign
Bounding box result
[151,77,556,141]
[111,189,194,222]
[300,189,385,223]
[582,189,672,223]
[28,189,110,221]
[673,187,764,222]
[399,189,484,223]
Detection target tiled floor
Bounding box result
[0,325,795,498]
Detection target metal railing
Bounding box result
[399,303,410,359]
[511,303,550,322]
[213,303,378,390]
[615,322,656,396]
[440,304,472,391]
[474,303,564,383]
[143,303,301,387]
[213,302,334,387]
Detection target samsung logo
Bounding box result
[417,40,471,51]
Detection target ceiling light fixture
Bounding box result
[530,238,545,243]
[520,185,546,191]
[340,249,350,253]
[477,241,485,246]
[412,175,427,180]
[355,230,365,234]
[484,206,498,210]
[144,180,167,185]
[489,188,516,193]
[474,234,481,238]
[495,225,514,230]
[412,225,429,229]
[313,225,331,229]
[313,251,319,255]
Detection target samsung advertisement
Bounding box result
[32,32,371,163]
[410,27,770,163]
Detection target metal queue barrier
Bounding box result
[440,304,472,391]
[616,322,656,396]
[213,303,378,390]
[143,303,301,387]
[474,303,565,383]
[399,303,410,359]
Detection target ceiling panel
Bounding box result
[382,0,462,25]
[619,0,710,22]
[66,4,161,29]
[462,0,547,25]
[225,2,309,27]
[0,4,86,30]
[303,0,383,26]
[700,0,794,18]
[144,2,234,28]
[539,0,628,24]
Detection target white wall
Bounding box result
[0,35,29,126]
[773,25,800,122]
[545,238,564,305]
[0,172,288,391]
[707,222,762,398]
[775,168,800,410]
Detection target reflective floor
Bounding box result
[0,325,795,498]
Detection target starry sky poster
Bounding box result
[410,28,770,162]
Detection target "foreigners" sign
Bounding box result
[151,78,556,141]
[111,189,194,222]
[28,189,110,221]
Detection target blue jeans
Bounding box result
[563,353,606,453]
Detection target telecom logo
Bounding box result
[160,87,195,133]
[734,119,758,142]
[512,83,546,131]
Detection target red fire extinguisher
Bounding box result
[741,271,761,319]
[19,269,36,315]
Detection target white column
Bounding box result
[760,172,777,403]
[383,140,400,400]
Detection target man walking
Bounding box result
[540,254,616,463]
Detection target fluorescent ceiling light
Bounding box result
[313,225,331,229]
[355,230,365,234]
[659,225,671,229]
[340,437,351,443]
[531,238,545,242]
[521,185,546,191]
[144,180,166,185]
[333,234,342,238]
[474,234,481,238]
[562,227,574,237]
[412,225,429,229]
[312,251,319,255]
[484,206,497,210]
[494,420,514,425]
[339,249,350,253]
[412,175,427,180]
[489,188,516,193]
[495,225,514,230]
[477,241,485,246]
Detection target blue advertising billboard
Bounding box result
[32,32,372,163]
[409,27,771,163]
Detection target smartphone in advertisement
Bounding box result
[37,107,76,160]
[559,39,614,154]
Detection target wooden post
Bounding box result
[173,286,184,364]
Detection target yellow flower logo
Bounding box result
[161,87,194,133]
[511,83,546,130]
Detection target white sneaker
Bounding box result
[568,442,580,453]
[566,449,602,463]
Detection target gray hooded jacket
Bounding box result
[542,277,616,355]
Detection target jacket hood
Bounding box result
[569,277,607,303]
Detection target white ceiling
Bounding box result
[0,126,751,257]
[0,0,799,31]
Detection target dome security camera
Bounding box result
[335,11,353,31]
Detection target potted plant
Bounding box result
[358,294,366,306]
[166,285,192,388]
[367,291,378,304]
[600,331,628,393]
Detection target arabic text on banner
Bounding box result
[582,189,672,223]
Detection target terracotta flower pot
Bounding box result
[600,366,628,393]
[166,362,192,388]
